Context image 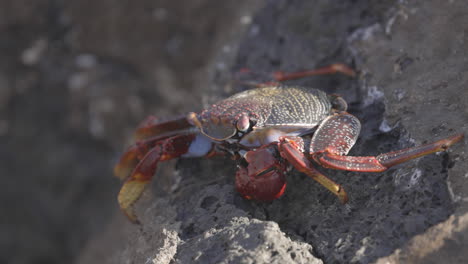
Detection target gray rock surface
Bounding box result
[3,0,467,264]
[350,0,468,262]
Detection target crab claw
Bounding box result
[235,146,287,201]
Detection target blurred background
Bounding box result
[0,1,260,263]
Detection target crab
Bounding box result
[114,64,464,223]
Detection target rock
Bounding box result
[4,0,467,263]
[88,0,466,263]
[375,213,468,264]
[175,217,321,264]
[348,0,468,262]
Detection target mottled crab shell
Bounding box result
[198,86,335,140]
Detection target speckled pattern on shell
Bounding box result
[311,113,361,155]
[204,86,333,128]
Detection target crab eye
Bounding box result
[236,114,250,132]
[329,94,348,112]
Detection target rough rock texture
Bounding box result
[350,0,468,263]
[3,0,468,264]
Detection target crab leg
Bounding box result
[310,112,464,172]
[118,134,196,223]
[114,115,196,181]
[134,115,194,140]
[278,137,348,203]
[273,63,356,81]
[114,135,174,181]
[318,133,464,172]
[235,63,356,88]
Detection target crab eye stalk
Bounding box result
[329,94,348,112]
[187,112,202,128]
[236,114,250,132]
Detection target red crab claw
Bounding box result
[235,145,287,201]
[117,134,196,223]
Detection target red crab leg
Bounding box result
[278,137,348,203]
[310,112,464,171]
[114,134,178,181]
[134,115,194,140]
[318,133,464,172]
[115,115,196,181]
[273,63,356,81]
[235,63,356,88]
[118,134,195,223]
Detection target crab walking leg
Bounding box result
[114,134,181,181]
[273,63,356,81]
[234,63,356,88]
[310,112,464,171]
[134,115,194,141]
[318,133,464,172]
[118,134,196,223]
[279,138,348,203]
